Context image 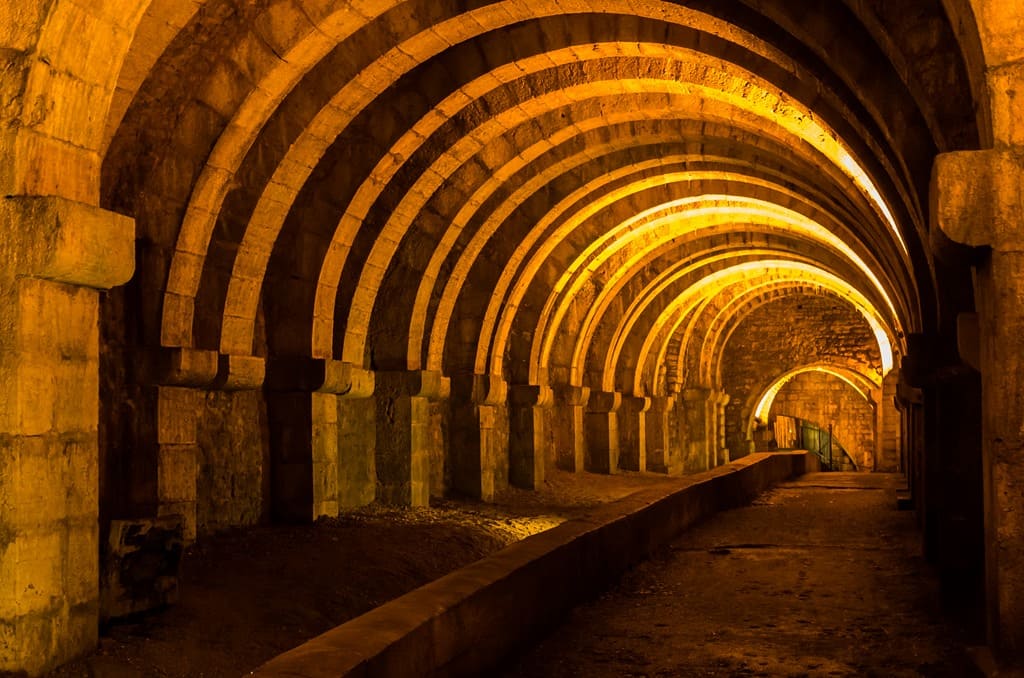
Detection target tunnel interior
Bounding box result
[1,0,1010,674]
[97,0,984,654]
[97,0,978,527]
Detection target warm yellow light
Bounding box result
[753,365,875,424]
[625,259,897,394]
[536,191,903,384]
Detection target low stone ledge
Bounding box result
[252,451,813,678]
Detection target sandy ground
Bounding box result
[500,473,981,678]
[37,469,676,678]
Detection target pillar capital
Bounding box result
[619,394,652,413]
[509,383,554,407]
[932,149,1024,250]
[648,395,676,412]
[374,369,447,400]
[683,387,711,402]
[451,373,507,405]
[554,384,590,406]
[149,348,269,391]
[214,354,267,391]
[265,358,375,397]
[156,347,220,387]
[587,389,621,413]
[0,195,134,288]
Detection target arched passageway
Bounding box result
[2,0,1024,673]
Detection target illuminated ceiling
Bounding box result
[75,0,980,399]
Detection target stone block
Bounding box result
[15,359,56,436]
[338,397,376,508]
[0,195,134,289]
[311,391,338,424]
[215,353,266,390]
[989,62,1024,147]
[932,149,1024,248]
[159,347,219,387]
[64,522,99,607]
[313,458,338,518]
[63,437,99,519]
[160,293,196,347]
[12,436,68,526]
[311,418,337,465]
[157,387,198,445]
[53,359,99,433]
[12,528,63,616]
[157,445,197,504]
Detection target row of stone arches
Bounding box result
[6,0,1023,673]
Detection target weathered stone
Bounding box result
[4,1,1024,674]
[101,517,184,621]
[0,196,134,289]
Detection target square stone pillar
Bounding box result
[374,370,447,506]
[645,396,677,474]
[154,385,202,540]
[618,395,651,472]
[265,359,373,520]
[509,383,553,490]
[585,390,621,474]
[934,150,1024,663]
[878,369,901,472]
[715,391,732,466]
[0,197,133,675]
[450,374,506,501]
[552,385,589,472]
[337,381,377,509]
[145,349,267,539]
[680,388,710,473]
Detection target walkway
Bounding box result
[501,473,980,678]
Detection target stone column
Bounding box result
[645,395,676,474]
[336,370,377,509]
[680,388,711,473]
[714,390,732,465]
[878,369,900,472]
[151,349,219,542]
[0,197,134,674]
[265,359,373,521]
[450,373,506,501]
[618,395,651,472]
[934,149,1024,661]
[509,383,553,490]
[374,370,448,506]
[585,390,621,474]
[552,384,589,472]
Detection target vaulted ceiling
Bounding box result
[81,0,983,396]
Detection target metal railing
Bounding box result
[799,421,858,472]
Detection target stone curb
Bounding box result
[252,451,815,677]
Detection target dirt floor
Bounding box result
[40,469,677,678]
[500,473,982,678]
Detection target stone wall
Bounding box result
[196,390,268,534]
[770,371,877,470]
[720,295,880,460]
